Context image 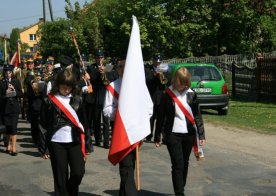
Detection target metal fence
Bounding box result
[256,57,276,102]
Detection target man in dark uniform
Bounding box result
[25,58,45,144]
[145,54,169,143]
[86,49,117,148]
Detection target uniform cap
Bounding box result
[3,64,14,72]
[59,56,73,67]
[27,58,34,63]
[94,49,104,57]
[47,56,54,61]
[153,54,162,63]
[36,55,43,60]
[46,56,54,65]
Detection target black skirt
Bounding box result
[3,113,19,135]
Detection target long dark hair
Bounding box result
[50,69,80,96]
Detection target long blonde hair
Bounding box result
[172,67,191,91]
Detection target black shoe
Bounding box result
[145,139,152,143]
[104,144,110,149]
[5,149,11,154]
[95,142,101,147]
[10,152,18,156]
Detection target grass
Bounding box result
[202,100,276,134]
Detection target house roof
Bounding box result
[20,20,44,33]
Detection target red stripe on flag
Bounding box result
[108,110,140,165]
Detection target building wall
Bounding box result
[20,23,41,53]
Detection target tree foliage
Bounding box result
[9,28,20,53]
[34,0,276,61]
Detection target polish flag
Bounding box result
[10,41,21,67]
[10,51,19,67]
[108,16,153,165]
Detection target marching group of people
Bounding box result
[0,49,205,196]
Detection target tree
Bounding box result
[9,28,20,53]
[37,19,82,61]
[37,0,276,60]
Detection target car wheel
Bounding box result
[218,108,228,115]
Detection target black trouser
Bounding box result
[119,149,137,196]
[166,133,195,196]
[83,102,93,153]
[92,104,110,146]
[30,110,40,144]
[85,102,93,131]
[48,142,85,196]
[147,104,159,141]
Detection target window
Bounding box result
[29,34,36,41]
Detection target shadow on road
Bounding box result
[104,189,172,196]
[45,192,101,196]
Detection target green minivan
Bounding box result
[172,63,229,115]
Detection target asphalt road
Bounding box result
[0,119,275,196]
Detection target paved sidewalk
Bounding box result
[0,119,275,196]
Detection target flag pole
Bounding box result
[18,39,21,65]
[135,145,140,191]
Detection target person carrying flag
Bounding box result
[154,65,205,196]
[106,16,153,196]
[103,58,138,195]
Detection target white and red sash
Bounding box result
[166,88,204,160]
[48,93,86,158]
[106,84,119,100]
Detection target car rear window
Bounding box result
[186,66,222,82]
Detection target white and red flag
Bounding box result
[108,16,153,165]
[10,52,19,67]
[10,40,21,67]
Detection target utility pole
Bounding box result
[42,0,46,22]
[48,0,54,22]
[42,0,54,22]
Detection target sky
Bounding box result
[0,0,92,36]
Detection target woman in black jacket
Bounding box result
[39,68,85,196]
[0,64,23,156]
[154,66,205,196]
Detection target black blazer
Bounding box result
[39,95,84,154]
[85,64,118,105]
[0,78,23,115]
[154,89,205,143]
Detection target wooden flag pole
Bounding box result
[135,145,140,191]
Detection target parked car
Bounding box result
[172,63,229,115]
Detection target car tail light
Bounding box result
[222,83,228,94]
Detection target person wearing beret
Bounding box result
[154,65,205,196]
[0,64,23,156]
